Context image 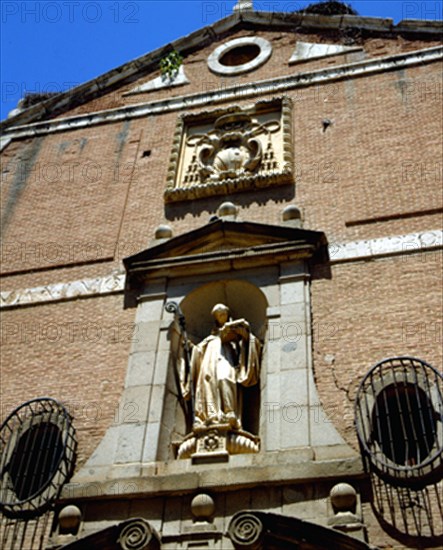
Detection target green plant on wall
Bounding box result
[160,50,183,80]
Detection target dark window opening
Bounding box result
[372,383,438,466]
[355,357,443,486]
[9,423,64,501]
[220,45,261,67]
[1,398,77,518]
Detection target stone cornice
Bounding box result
[1,229,441,309]
[2,46,442,141]
[62,449,363,502]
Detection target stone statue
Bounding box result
[181,304,261,431]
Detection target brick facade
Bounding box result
[1,9,442,550]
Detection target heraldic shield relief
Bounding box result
[164,96,294,202]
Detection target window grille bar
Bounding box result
[355,356,443,487]
[411,363,430,461]
[0,398,77,520]
[380,367,397,469]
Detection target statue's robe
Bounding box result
[184,326,261,428]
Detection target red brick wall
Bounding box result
[0,295,135,468]
[311,250,443,448]
[2,59,441,284]
[1,28,441,548]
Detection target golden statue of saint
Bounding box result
[182,304,261,430]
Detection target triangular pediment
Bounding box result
[2,10,437,129]
[124,219,326,267]
[123,220,327,305]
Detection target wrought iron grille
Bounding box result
[0,398,77,519]
[355,357,443,487]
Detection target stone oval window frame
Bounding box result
[208,37,272,76]
[0,397,77,519]
[355,357,443,489]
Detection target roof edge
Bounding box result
[2,11,442,129]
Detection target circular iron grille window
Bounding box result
[355,357,443,487]
[0,398,77,518]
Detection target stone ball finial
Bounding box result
[217,202,238,220]
[58,505,82,533]
[330,483,357,512]
[282,205,302,222]
[154,224,173,240]
[191,494,215,521]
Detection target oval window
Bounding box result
[0,398,77,518]
[10,423,65,501]
[355,357,443,487]
[208,37,272,76]
[219,44,261,67]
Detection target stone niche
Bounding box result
[167,280,266,463]
[67,219,359,487]
[60,218,364,549]
[164,96,294,202]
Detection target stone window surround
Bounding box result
[207,37,273,76]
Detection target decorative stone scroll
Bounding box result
[164,96,293,202]
[228,512,265,549]
[118,518,158,550]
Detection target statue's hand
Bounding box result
[220,324,237,342]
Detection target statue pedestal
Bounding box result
[177,424,260,462]
[192,425,230,464]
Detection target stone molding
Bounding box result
[207,36,272,75]
[289,41,363,64]
[123,65,190,96]
[329,229,442,263]
[63,452,362,501]
[0,137,11,151]
[1,230,441,309]
[0,272,125,309]
[2,46,442,141]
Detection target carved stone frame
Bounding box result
[164,96,294,203]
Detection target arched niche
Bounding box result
[180,279,268,343]
[166,279,268,457]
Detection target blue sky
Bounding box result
[1,1,442,120]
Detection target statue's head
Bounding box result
[211,303,230,326]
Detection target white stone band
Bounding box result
[1,273,125,309]
[1,230,441,309]
[329,229,442,263]
[3,46,442,141]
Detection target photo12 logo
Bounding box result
[1,2,140,24]
[402,2,443,20]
